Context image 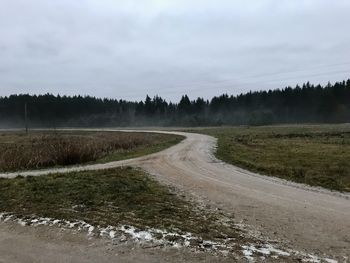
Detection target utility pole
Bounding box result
[24,102,28,134]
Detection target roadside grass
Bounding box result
[0,168,238,241]
[194,124,350,192]
[0,131,183,172]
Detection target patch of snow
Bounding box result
[0,213,5,220]
[4,215,14,222]
[120,225,153,241]
[109,230,116,239]
[119,234,127,242]
[16,218,27,227]
[52,219,60,225]
[172,243,182,248]
[242,247,254,261]
[302,255,320,263]
[242,243,290,259]
[264,244,290,256]
[68,222,77,228]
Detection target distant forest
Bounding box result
[1,79,350,127]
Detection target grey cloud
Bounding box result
[0,0,349,101]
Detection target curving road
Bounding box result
[1,130,350,258]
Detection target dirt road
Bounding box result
[1,130,349,260]
[0,222,227,263]
[138,132,350,259]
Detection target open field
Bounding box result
[0,131,183,172]
[195,124,350,192]
[0,130,348,261]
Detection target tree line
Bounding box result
[0,79,349,128]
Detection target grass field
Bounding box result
[0,131,183,172]
[0,168,237,241]
[196,124,350,192]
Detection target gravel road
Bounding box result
[1,129,349,261]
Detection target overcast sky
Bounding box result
[0,0,349,101]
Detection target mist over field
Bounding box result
[1,79,349,128]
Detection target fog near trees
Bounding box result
[1,79,349,128]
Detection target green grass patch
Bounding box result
[0,131,183,172]
[0,168,237,240]
[194,124,350,192]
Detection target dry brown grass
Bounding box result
[0,131,182,172]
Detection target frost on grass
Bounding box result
[0,212,230,250]
[241,244,290,259]
[240,243,340,263]
[0,212,339,262]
